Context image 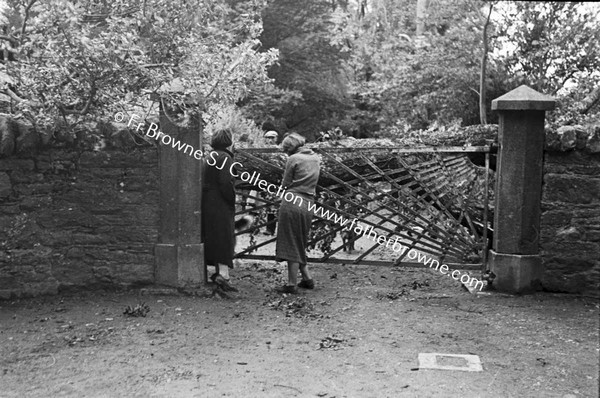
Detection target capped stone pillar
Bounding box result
[154,105,205,288]
[488,85,555,293]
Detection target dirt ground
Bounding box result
[1,260,598,398]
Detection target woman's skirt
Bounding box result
[202,189,235,268]
[275,192,314,265]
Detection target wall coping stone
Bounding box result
[545,125,600,154]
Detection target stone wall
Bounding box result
[1,116,599,298]
[541,126,600,296]
[0,147,158,299]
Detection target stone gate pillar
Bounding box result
[489,85,555,293]
[154,106,205,288]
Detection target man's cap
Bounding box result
[264,131,278,138]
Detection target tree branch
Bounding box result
[4,87,26,102]
[58,83,96,115]
[3,87,42,107]
[0,35,19,46]
[140,63,172,69]
[580,86,600,115]
[479,2,493,125]
[553,70,578,95]
[20,0,39,43]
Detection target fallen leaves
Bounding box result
[123,302,150,317]
[266,295,322,319]
[318,335,346,350]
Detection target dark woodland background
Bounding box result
[0,0,598,148]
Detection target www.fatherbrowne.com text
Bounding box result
[116,112,485,291]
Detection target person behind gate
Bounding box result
[263,130,279,235]
[275,133,321,294]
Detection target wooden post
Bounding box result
[154,106,205,288]
[489,85,555,293]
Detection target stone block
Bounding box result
[0,204,20,214]
[79,151,113,167]
[0,215,11,235]
[542,258,600,294]
[113,263,154,285]
[52,260,95,287]
[541,211,572,228]
[87,167,124,179]
[588,128,600,153]
[15,121,40,154]
[0,118,16,157]
[35,159,52,172]
[38,209,97,229]
[10,246,53,264]
[587,231,600,242]
[134,208,159,226]
[0,158,35,171]
[21,280,59,297]
[155,243,204,288]
[37,231,73,246]
[117,192,145,204]
[543,174,600,204]
[88,206,123,215]
[541,241,599,259]
[92,266,114,283]
[10,170,44,184]
[575,126,589,150]
[545,128,561,151]
[66,247,87,259]
[556,126,578,150]
[0,171,11,199]
[0,275,16,287]
[554,226,582,240]
[544,256,596,273]
[14,182,54,196]
[488,250,543,293]
[20,196,52,211]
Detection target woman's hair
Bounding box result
[281,133,305,154]
[211,128,233,149]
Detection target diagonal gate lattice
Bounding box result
[232,145,494,270]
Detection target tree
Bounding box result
[479,1,494,125]
[258,0,351,138]
[331,0,500,132]
[495,2,600,95]
[493,2,600,126]
[0,0,282,145]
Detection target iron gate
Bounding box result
[232,145,494,271]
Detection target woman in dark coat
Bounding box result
[202,128,238,292]
[276,133,321,293]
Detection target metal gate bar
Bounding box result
[232,145,494,268]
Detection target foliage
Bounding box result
[315,126,347,142]
[204,103,266,148]
[6,2,146,138]
[327,0,600,135]
[546,83,600,129]
[493,2,600,127]
[495,2,600,95]
[1,0,598,146]
[0,0,288,146]
[237,83,303,129]
[330,0,503,132]
[258,0,352,138]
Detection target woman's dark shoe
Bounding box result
[213,274,238,292]
[277,285,298,294]
[297,279,315,289]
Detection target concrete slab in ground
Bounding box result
[418,353,483,372]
